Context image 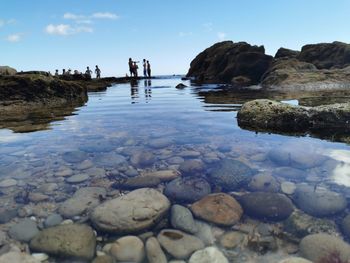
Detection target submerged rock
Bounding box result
[91,188,170,233]
[342,214,350,239]
[30,224,96,260]
[59,187,106,218]
[62,151,88,163]
[0,251,40,263]
[187,41,273,85]
[109,236,145,263]
[248,173,280,192]
[188,247,229,263]
[164,177,211,203]
[190,193,243,226]
[239,192,294,221]
[293,184,347,217]
[157,229,205,259]
[208,158,256,190]
[9,219,39,243]
[171,204,198,234]
[299,233,350,262]
[145,237,167,263]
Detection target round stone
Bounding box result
[0,178,17,188]
[146,237,167,263]
[66,174,90,184]
[62,151,88,163]
[109,236,145,263]
[189,247,229,263]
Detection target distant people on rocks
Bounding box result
[62,69,66,75]
[133,62,139,77]
[147,60,151,78]
[95,65,101,79]
[143,59,147,77]
[85,66,92,79]
[55,70,59,76]
[129,58,134,77]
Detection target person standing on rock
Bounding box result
[62,69,66,75]
[95,65,101,79]
[55,70,59,77]
[129,58,134,77]
[133,62,139,77]
[143,59,147,77]
[147,60,151,78]
[85,66,92,76]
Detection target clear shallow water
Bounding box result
[1,77,350,262]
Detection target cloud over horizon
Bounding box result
[45,24,93,36]
[5,33,22,42]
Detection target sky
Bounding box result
[1,0,350,76]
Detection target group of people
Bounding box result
[128,58,151,78]
[54,65,101,79]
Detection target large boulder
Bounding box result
[187,41,273,85]
[239,192,294,221]
[298,41,350,69]
[90,188,170,233]
[299,233,350,262]
[261,58,350,90]
[30,224,96,260]
[0,66,17,75]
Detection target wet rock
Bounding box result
[157,229,205,259]
[220,231,246,249]
[248,174,280,192]
[167,156,185,165]
[284,210,338,238]
[179,159,205,176]
[62,151,87,163]
[76,160,94,170]
[66,173,90,184]
[31,253,49,262]
[44,214,63,228]
[189,246,228,263]
[186,41,273,85]
[191,193,243,226]
[28,193,49,203]
[91,188,170,233]
[178,150,201,158]
[208,159,256,190]
[273,167,307,181]
[143,170,180,181]
[55,167,73,177]
[341,214,350,238]
[130,151,156,167]
[0,208,17,223]
[30,224,96,260]
[293,184,347,217]
[9,219,39,242]
[0,178,17,188]
[171,204,198,234]
[0,230,7,246]
[148,138,173,149]
[193,220,215,245]
[299,233,350,262]
[239,192,294,221]
[164,177,211,203]
[281,182,296,195]
[145,237,167,263]
[176,83,187,89]
[0,251,40,263]
[59,187,106,218]
[248,235,277,253]
[109,236,145,263]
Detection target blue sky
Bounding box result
[1,0,350,76]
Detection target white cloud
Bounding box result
[179,31,193,37]
[63,12,85,20]
[76,19,93,25]
[5,33,22,42]
[0,18,16,28]
[91,12,118,19]
[45,24,93,36]
[217,32,227,41]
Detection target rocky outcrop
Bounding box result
[274,48,300,59]
[0,66,17,75]
[261,58,350,91]
[187,41,273,85]
[298,41,350,69]
[237,99,350,133]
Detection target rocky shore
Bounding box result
[187,41,350,91]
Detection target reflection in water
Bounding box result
[130,79,139,104]
[144,79,152,103]
[327,149,350,187]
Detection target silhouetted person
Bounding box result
[147,61,151,78]
[143,59,147,77]
[55,70,59,76]
[62,69,66,75]
[95,65,101,79]
[85,66,92,76]
[129,58,134,77]
[133,62,139,77]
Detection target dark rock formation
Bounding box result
[275,48,300,59]
[298,41,350,69]
[187,41,273,85]
[237,99,350,133]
